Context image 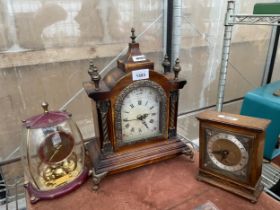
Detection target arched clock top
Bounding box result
[84,69,186,102]
[110,70,186,99]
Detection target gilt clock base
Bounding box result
[89,138,193,190]
[25,168,90,204]
[197,169,263,203]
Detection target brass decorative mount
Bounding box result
[173,58,181,80]
[130,27,136,43]
[162,54,171,74]
[88,60,101,90]
[41,101,49,114]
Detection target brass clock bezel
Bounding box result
[207,132,249,172]
[114,80,167,147]
[203,127,254,182]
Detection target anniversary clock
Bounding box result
[22,102,89,203]
[196,110,270,203]
[84,28,194,189]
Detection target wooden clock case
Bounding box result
[83,29,193,190]
[196,111,270,203]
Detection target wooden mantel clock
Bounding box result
[83,28,194,190]
[196,110,270,203]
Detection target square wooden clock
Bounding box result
[196,111,270,203]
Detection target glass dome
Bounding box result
[22,102,89,203]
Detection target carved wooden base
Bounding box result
[89,138,193,190]
[197,169,263,203]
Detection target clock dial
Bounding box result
[121,86,161,142]
[39,131,74,164]
[207,133,248,172]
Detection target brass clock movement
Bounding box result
[196,110,270,203]
[84,28,194,190]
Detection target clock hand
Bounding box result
[137,114,148,121]
[141,113,149,120]
[49,144,62,161]
[123,113,154,122]
[136,113,152,121]
[123,118,138,122]
[212,150,229,155]
[142,121,149,129]
[212,150,224,155]
[212,150,229,160]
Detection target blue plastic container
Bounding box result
[240,80,280,160]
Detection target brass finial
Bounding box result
[88,60,101,90]
[162,54,171,74]
[41,101,49,114]
[173,58,181,80]
[130,28,136,43]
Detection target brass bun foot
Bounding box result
[182,142,195,162]
[30,195,39,203]
[92,170,107,191]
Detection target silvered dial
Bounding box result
[121,86,161,142]
[207,133,248,172]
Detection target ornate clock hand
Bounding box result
[212,150,229,155]
[212,150,224,155]
[123,118,138,122]
[137,114,145,121]
[142,121,149,129]
[135,113,150,121]
[221,150,229,157]
[141,113,149,120]
[212,149,229,161]
[220,150,229,161]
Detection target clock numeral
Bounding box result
[149,119,154,123]
[138,100,142,105]
[150,106,154,110]
[151,113,156,116]
[123,118,128,122]
[145,101,148,106]
[125,123,130,129]
[130,127,135,132]
[155,96,159,103]
[124,111,130,114]
[130,104,134,108]
[138,128,142,133]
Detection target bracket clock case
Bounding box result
[196,111,270,203]
[84,28,193,189]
